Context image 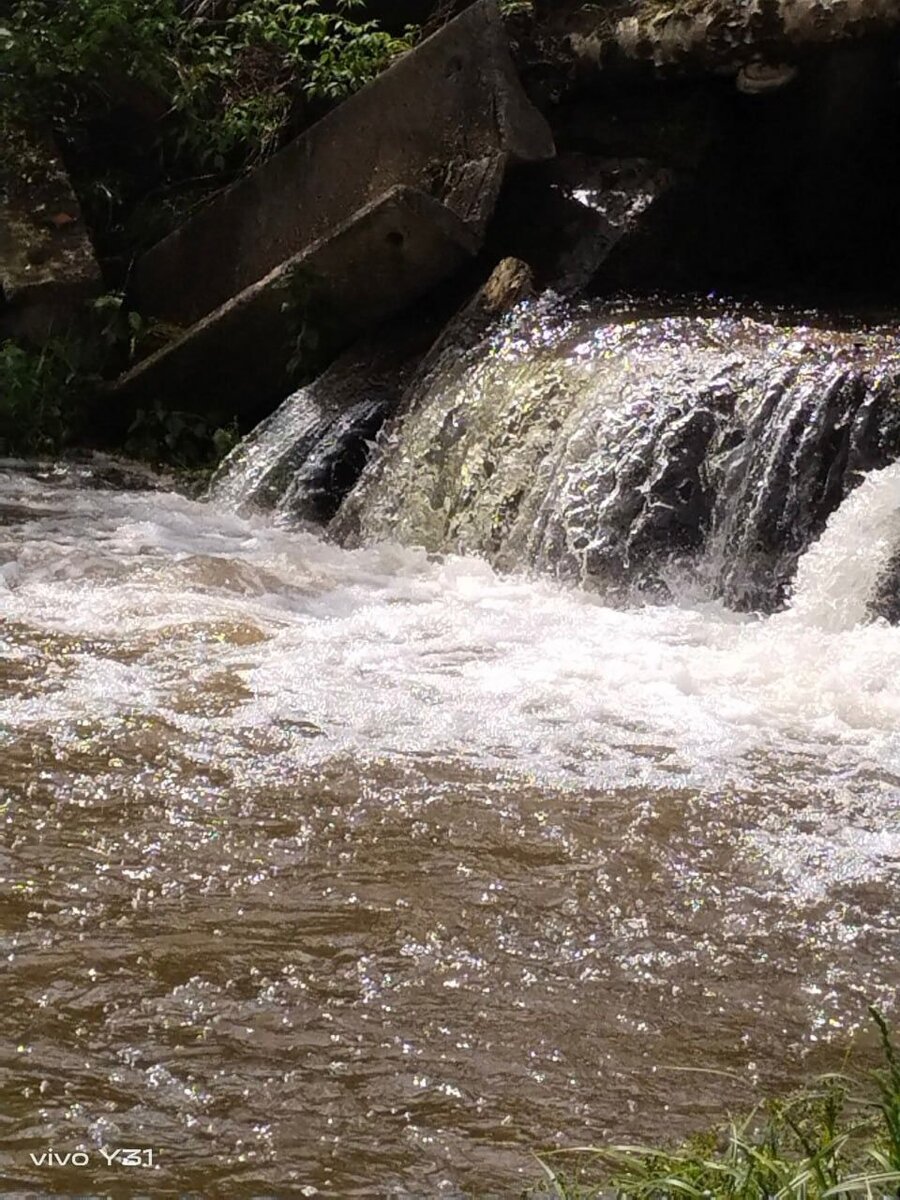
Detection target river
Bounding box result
[1,458,898,1195]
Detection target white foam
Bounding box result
[789,460,900,631]
[2,470,900,795]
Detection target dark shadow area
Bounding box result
[492,35,900,308]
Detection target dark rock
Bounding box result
[491,152,675,291]
[7,452,177,492]
[713,366,866,611]
[870,548,900,623]
[562,0,900,74]
[0,126,101,342]
[570,37,900,302]
[283,399,394,525]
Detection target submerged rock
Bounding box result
[870,549,900,623]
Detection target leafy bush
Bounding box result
[124,400,240,469]
[1,0,412,170]
[1,0,413,258]
[0,338,90,455]
[0,294,236,465]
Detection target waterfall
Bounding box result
[208,380,339,514]
[271,397,389,524]
[208,382,395,523]
[214,297,900,616]
[208,327,420,521]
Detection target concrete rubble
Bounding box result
[116,0,554,415]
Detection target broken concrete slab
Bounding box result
[130,0,554,329]
[0,126,101,342]
[113,186,480,426]
[491,152,677,293]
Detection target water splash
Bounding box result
[4,467,900,790]
[208,380,338,513]
[209,340,405,518]
[1,465,898,1194]
[788,460,900,630]
[208,298,900,620]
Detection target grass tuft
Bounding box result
[534,1009,900,1199]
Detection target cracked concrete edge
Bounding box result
[130,0,553,329]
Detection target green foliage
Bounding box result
[90,292,152,361]
[536,1010,900,1199]
[1,0,412,171]
[0,0,178,120]
[0,294,232,466]
[2,0,413,258]
[170,0,413,167]
[870,1008,900,1176]
[1,3,411,462]
[124,401,240,469]
[0,294,141,457]
[0,337,89,455]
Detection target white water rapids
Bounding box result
[2,464,900,793]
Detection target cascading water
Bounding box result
[207,380,347,513]
[2,299,899,1196]
[208,329,419,523]
[208,383,394,524]
[213,299,900,615]
[327,300,900,613]
[789,460,900,630]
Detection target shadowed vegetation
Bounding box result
[1,1,414,255]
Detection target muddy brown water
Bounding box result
[0,466,897,1196]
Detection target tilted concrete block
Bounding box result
[129,0,554,329]
[113,187,481,424]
